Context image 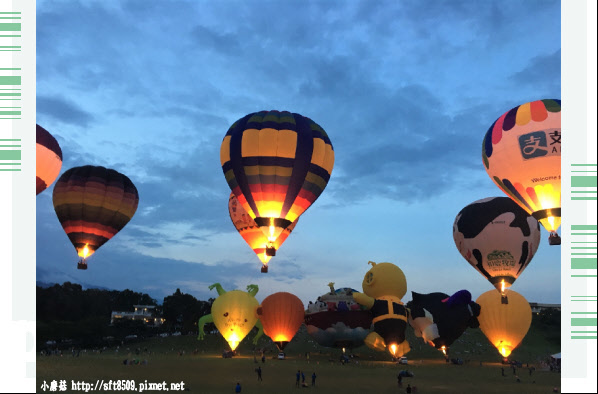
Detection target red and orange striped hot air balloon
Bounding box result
[220,111,334,255]
[52,165,139,270]
[229,192,297,273]
[257,292,305,351]
[36,124,63,195]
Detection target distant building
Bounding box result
[110,305,165,326]
[529,302,561,314]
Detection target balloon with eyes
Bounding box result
[197,283,263,352]
[352,261,410,358]
[408,289,481,357]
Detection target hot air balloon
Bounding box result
[353,262,410,358]
[482,99,561,245]
[257,292,304,350]
[198,283,260,351]
[408,290,481,357]
[453,197,541,297]
[476,289,532,358]
[52,165,139,270]
[305,285,372,350]
[36,124,63,195]
[229,193,298,273]
[220,110,334,255]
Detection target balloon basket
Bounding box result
[77,261,88,270]
[261,265,268,273]
[548,233,561,245]
[266,246,276,256]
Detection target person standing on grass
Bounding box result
[397,373,403,387]
[296,370,301,387]
[256,366,262,381]
[301,371,306,386]
[406,383,412,393]
[235,382,241,393]
[311,372,316,386]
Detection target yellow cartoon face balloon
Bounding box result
[211,290,259,350]
[362,261,407,300]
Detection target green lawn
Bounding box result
[37,328,562,393]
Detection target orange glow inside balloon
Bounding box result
[78,244,91,259]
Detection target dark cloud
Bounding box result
[37,96,94,127]
[510,49,561,92]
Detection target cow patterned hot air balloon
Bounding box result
[229,193,297,273]
[482,99,561,245]
[453,197,541,296]
[52,165,139,270]
[220,110,334,256]
[36,124,63,195]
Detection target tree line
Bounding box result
[37,282,214,350]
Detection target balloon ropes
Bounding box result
[482,99,561,245]
[220,110,334,264]
[228,192,298,272]
[453,197,541,297]
[52,165,139,270]
[36,124,63,195]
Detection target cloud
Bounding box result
[37,96,94,127]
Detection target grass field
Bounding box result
[37,327,561,393]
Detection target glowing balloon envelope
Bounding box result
[229,193,297,272]
[482,99,561,244]
[453,197,541,295]
[211,290,260,351]
[220,110,334,248]
[52,165,139,269]
[476,289,532,358]
[257,292,304,350]
[36,124,63,195]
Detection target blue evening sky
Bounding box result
[36,0,562,305]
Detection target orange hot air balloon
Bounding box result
[36,124,63,195]
[482,99,561,245]
[476,290,532,358]
[229,193,298,272]
[257,292,304,350]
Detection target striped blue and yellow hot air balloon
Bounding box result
[220,110,334,255]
